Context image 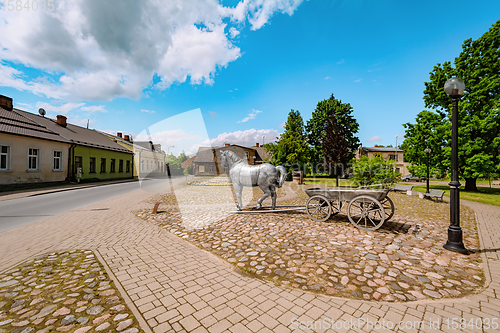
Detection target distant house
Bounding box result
[100,132,166,179]
[17,106,133,182]
[355,146,410,176]
[181,156,195,169]
[0,95,72,185]
[193,143,268,176]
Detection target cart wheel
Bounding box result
[306,195,332,222]
[380,196,395,221]
[347,195,385,230]
[330,200,342,216]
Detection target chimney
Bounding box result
[225,143,230,146]
[256,143,260,147]
[0,95,13,111]
[117,132,122,138]
[56,115,67,127]
[124,135,130,141]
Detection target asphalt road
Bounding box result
[0,177,187,233]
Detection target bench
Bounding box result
[393,184,414,192]
[423,189,445,202]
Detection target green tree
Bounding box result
[405,20,500,191]
[267,109,309,178]
[351,155,399,187]
[166,153,187,176]
[403,110,449,178]
[306,94,360,184]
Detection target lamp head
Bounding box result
[444,77,465,97]
[424,148,431,154]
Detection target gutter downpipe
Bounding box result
[67,143,76,182]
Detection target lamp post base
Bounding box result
[443,228,468,254]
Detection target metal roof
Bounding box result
[18,110,132,154]
[0,107,71,143]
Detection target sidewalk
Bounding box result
[0,178,138,202]
[1,187,499,332]
[0,176,186,202]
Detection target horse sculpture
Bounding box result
[220,150,287,211]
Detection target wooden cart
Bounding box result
[304,188,395,230]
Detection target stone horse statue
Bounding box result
[219,150,287,211]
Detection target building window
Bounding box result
[53,151,62,171]
[388,154,396,160]
[209,165,214,173]
[89,157,96,173]
[28,148,39,170]
[100,158,106,173]
[126,160,130,173]
[0,145,10,170]
[199,165,205,173]
[110,159,116,172]
[119,159,123,172]
[244,151,249,159]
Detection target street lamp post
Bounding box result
[424,148,431,193]
[262,135,265,146]
[443,77,468,254]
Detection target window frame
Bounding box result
[110,159,116,173]
[0,145,11,171]
[89,157,96,173]
[126,160,131,173]
[53,150,63,171]
[119,159,124,173]
[100,158,106,173]
[28,147,40,171]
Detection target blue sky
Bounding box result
[1,0,499,156]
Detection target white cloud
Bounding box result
[325,76,331,80]
[228,0,304,30]
[141,109,156,113]
[206,128,280,148]
[354,78,362,83]
[209,111,217,118]
[238,109,262,123]
[0,62,67,99]
[336,59,345,65]
[81,105,106,113]
[0,0,303,101]
[368,136,382,142]
[229,27,240,38]
[135,129,206,155]
[73,118,95,128]
[36,101,85,114]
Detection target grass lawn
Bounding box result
[412,184,500,206]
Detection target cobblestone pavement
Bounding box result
[0,182,499,332]
[0,250,142,333]
[137,185,483,303]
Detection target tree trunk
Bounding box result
[336,176,339,187]
[464,177,478,191]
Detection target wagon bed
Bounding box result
[304,187,395,230]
